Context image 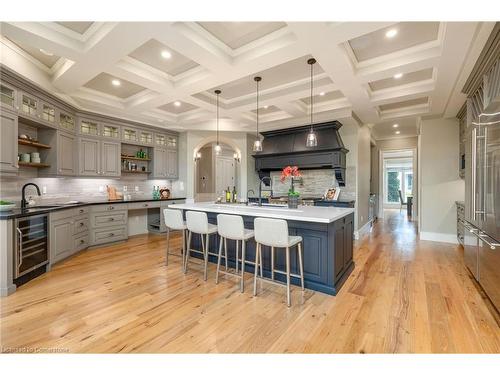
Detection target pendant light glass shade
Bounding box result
[306,58,318,148]
[253,76,263,152]
[306,129,318,147]
[253,139,262,152]
[214,89,221,155]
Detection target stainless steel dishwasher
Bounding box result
[14,214,49,283]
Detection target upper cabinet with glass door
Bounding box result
[140,131,153,145]
[40,101,57,127]
[101,123,120,139]
[122,127,138,143]
[18,91,40,120]
[59,111,76,132]
[166,136,177,149]
[78,118,99,136]
[0,83,18,111]
[155,133,167,147]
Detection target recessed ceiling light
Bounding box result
[39,48,54,56]
[319,92,325,96]
[161,50,172,59]
[395,130,401,134]
[385,29,398,38]
[174,101,181,107]
[263,105,269,109]
[393,123,399,128]
[393,73,403,79]
[111,79,121,87]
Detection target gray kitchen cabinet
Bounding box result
[153,147,167,178]
[79,138,120,177]
[40,101,57,128]
[59,111,76,133]
[166,148,178,179]
[58,131,77,176]
[0,82,18,111]
[18,91,41,121]
[79,137,100,176]
[101,141,120,177]
[50,218,74,263]
[0,109,18,175]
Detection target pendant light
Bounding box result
[253,76,263,152]
[214,89,222,155]
[306,58,318,147]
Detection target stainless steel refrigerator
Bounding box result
[464,87,500,312]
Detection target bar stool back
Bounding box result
[185,211,218,281]
[163,208,188,269]
[216,214,254,292]
[253,217,304,307]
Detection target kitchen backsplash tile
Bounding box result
[270,169,355,200]
[0,176,185,204]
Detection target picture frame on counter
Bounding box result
[324,188,340,201]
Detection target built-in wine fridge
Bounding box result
[14,214,49,285]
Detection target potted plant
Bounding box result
[280,166,301,209]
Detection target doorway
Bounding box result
[379,149,417,223]
[195,142,237,202]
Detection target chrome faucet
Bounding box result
[21,183,41,209]
[246,189,255,206]
[258,176,272,206]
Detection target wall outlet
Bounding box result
[42,186,47,195]
[134,186,139,192]
[98,185,105,193]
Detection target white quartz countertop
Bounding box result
[169,202,355,223]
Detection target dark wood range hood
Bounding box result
[252,121,349,186]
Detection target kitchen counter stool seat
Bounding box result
[163,209,188,270]
[185,211,218,281]
[215,214,255,292]
[253,217,305,307]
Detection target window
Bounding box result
[384,157,413,205]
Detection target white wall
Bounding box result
[357,125,371,232]
[420,118,465,243]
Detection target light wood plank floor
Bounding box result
[1,209,499,353]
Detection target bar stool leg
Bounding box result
[181,229,186,270]
[271,246,275,280]
[224,238,228,270]
[286,246,291,307]
[184,230,192,274]
[165,227,170,266]
[259,245,263,277]
[203,233,210,281]
[298,242,304,291]
[235,240,239,273]
[240,240,246,292]
[253,243,260,296]
[215,235,224,284]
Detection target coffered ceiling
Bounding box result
[0,21,494,139]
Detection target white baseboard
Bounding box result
[354,220,372,240]
[419,231,458,244]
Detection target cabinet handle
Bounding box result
[80,222,85,226]
[109,233,115,237]
[16,228,23,267]
[109,217,115,221]
[79,209,84,214]
[80,239,85,244]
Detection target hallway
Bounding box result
[1,209,499,353]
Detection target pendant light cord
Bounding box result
[256,79,259,137]
[310,61,314,130]
[216,91,219,145]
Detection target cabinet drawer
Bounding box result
[128,201,160,210]
[91,226,127,245]
[75,206,89,216]
[74,234,89,252]
[74,218,89,235]
[50,208,75,221]
[91,211,127,228]
[90,204,125,213]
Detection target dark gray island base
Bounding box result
[182,210,354,296]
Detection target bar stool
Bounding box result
[163,209,188,270]
[185,211,218,281]
[215,214,255,292]
[253,218,305,307]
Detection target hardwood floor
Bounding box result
[1,209,499,353]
